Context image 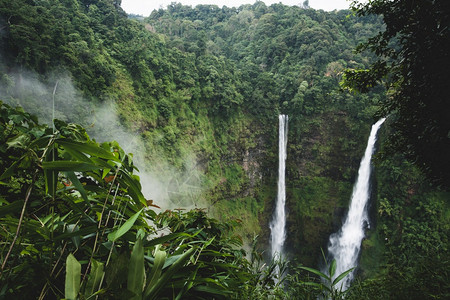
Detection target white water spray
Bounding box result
[327,118,385,290]
[270,114,288,259]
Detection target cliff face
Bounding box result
[204,109,374,266]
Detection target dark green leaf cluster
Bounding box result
[344,0,450,188]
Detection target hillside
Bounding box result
[0,1,448,298]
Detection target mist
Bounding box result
[0,66,206,210]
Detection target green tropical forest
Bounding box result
[0,0,448,299]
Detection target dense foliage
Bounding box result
[0,0,448,298]
[0,0,388,266]
[343,0,450,188]
[0,102,288,299]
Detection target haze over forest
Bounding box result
[0,0,448,299]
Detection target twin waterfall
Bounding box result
[268,116,384,290]
[270,114,288,259]
[326,118,386,289]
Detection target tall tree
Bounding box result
[344,0,450,188]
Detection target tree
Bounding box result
[344,0,450,188]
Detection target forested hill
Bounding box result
[0,1,449,298]
[0,0,385,260]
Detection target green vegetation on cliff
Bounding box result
[0,0,448,298]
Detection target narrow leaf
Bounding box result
[44,146,58,197]
[43,161,101,172]
[332,267,355,286]
[0,157,23,181]
[144,245,167,297]
[0,200,24,217]
[107,209,143,242]
[116,172,146,207]
[65,224,80,248]
[300,266,329,280]
[65,254,81,300]
[145,247,195,300]
[57,139,120,162]
[65,171,88,203]
[144,232,193,248]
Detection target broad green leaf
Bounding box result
[329,259,337,278]
[43,161,101,172]
[332,267,355,286]
[84,259,104,297]
[128,238,145,299]
[65,254,81,300]
[300,266,329,281]
[102,168,111,179]
[107,209,143,242]
[57,139,120,162]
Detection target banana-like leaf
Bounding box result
[65,254,81,300]
[57,139,120,162]
[43,161,102,172]
[84,259,104,297]
[128,238,145,299]
[107,208,143,242]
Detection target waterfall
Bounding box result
[270,114,288,259]
[327,118,385,290]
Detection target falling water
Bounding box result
[327,118,386,290]
[270,114,288,259]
